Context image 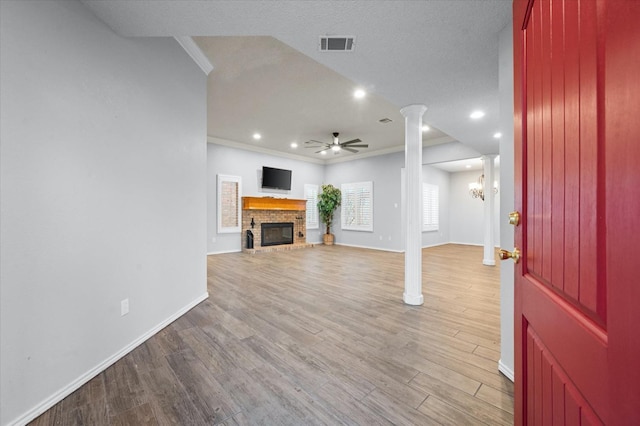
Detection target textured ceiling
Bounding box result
[195,36,451,161]
[82,0,512,162]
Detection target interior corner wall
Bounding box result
[324,151,405,251]
[498,18,515,381]
[0,1,207,425]
[422,165,451,247]
[449,169,501,246]
[207,143,325,254]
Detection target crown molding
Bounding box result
[174,36,213,75]
[208,135,458,166]
[207,136,326,165]
[323,144,405,164]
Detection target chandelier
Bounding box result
[469,174,498,201]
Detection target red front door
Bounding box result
[513,0,640,424]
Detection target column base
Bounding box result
[403,292,424,306]
[483,259,496,266]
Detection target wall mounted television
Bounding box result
[261,166,292,190]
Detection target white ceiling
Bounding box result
[82,1,512,163]
[196,36,453,162]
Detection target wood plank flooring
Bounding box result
[29,244,514,425]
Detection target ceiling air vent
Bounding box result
[320,36,355,52]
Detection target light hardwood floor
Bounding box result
[30,244,514,425]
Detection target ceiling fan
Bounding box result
[305,132,369,154]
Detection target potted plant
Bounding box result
[317,184,341,245]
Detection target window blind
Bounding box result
[304,184,319,229]
[341,181,373,232]
[423,183,439,232]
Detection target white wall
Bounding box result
[206,143,466,253]
[449,169,501,246]
[498,19,515,381]
[422,165,451,247]
[325,152,405,251]
[207,141,325,253]
[0,2,208,425]
[207,145,455,253]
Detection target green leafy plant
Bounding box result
[317,184,341,235]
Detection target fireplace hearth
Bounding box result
[261,222,294,247]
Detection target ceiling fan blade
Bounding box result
[341,139,362,145]
[343,144,368,148]
[305,140,325,144]
[305,145,327,148]
[342,147,358,153]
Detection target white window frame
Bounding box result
[217,174,242,234]
[423,182,439,232]
[304,184,319,230]
[341,181,374,232]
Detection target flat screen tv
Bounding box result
[261,166,292,190]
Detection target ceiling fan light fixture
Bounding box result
[308,132,367,155]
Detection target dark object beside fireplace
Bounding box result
[261,222,294,247]
[246,230,254,249]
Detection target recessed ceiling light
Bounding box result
[466,165,472,169]
[354,89,366,99]
[252,133,261,140]
[470,111,485,119]
[290,142,298,148]
[320,151,327,155]
[422,125,430,132]
[493,132,502,139]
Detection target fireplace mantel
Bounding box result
[242,197,306,211]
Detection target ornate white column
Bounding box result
[483,154,497,266]
[400,104,427,305]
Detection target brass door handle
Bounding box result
[509,211,520,226]
[499,248,521,264]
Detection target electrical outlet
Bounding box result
[121,298,129,316]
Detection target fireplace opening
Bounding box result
[261,222,294,247]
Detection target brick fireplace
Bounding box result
[241,197,313,253]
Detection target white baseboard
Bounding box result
[10,292,209,426]
[334,242,403,253]
[498,359,515,382]
[207,249,241,255]
[449,241,483,247]
[422,242,449,249]
[332,241,497,253]
[448,242,501,248]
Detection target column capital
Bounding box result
[400,104,428,119]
